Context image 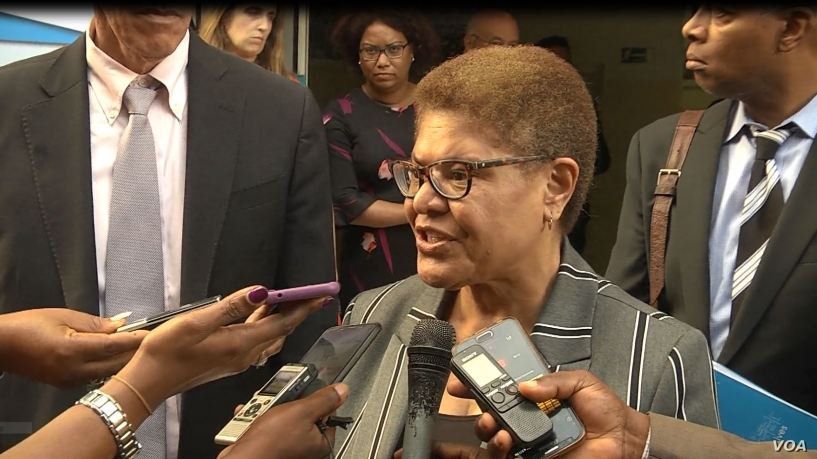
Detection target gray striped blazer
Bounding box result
[332,244,720,459]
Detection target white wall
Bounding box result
[0,42,62,66]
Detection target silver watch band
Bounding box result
[77,389,141,459]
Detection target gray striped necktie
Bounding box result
[104,75,166,458]
[731,124,795,325]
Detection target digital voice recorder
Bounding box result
[450,344,554,451]
[214,363,317,445]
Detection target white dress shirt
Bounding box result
[708,96,817,359]
[86,27,189,459]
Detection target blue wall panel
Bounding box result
[0,12,81,44]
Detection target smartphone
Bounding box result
[451,344,554,452]
[296,323,381,397]
[117,281,341,333]
[116,296,222,333]
[266,281,341,308]
[215,363,317,445]
[453,317,586,458]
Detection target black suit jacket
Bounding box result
[0,33,337,457]
[607,100,817,415]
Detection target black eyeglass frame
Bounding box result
[387,155,547,200]
[358,43,411,61]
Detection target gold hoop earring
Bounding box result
[542,214,554,232]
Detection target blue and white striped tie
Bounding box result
[731,124,795,325]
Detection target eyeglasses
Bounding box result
[388,156,547,200]
[359,43,410,61]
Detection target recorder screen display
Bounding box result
[259,368,298,396]
[463,354,502,387]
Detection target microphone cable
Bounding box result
[316,421,336,459]
[316,415,352,459]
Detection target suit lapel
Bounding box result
[21,36,99,314]
[179,35,244,303]
[530,242,595,371]
[719,135,817,363]
[337,286,444,459]
[673,101,732,339]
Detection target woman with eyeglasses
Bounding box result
[324,9,441,312]
[331,46,720,458]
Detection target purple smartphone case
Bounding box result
[266,281,340,305]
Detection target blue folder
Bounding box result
[713,362,817,445]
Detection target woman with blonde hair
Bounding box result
[199,4,300,84]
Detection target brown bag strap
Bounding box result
[648,109,705,308]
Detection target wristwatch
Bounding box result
[77,390,141,459]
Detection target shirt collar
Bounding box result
[86,25,189,124]
[725,94,817,144]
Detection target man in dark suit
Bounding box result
[0,6,336,458]
[607,5,817,415]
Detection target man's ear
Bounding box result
[778,8,816,52]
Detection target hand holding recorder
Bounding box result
[444,370,650,459]
[0,285,333,459]
[217,383,349,459]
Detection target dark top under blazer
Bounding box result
[0,32,337,458]
[606,100,817,415]
[332,243,720,459]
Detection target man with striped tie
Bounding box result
[607,4,817,415]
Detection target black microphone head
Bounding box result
[407,319,456,370]
[404,319,456,441]
[409,318,456,349]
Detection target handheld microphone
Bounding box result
[402,318,457,459]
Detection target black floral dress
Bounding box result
[323,88,418,311]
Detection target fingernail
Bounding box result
[109,311,132,321]
[520,381,538,389]
[321,297,334,308]
[334,383,349,401]
[248,287,269,304]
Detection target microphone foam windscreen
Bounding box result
[409,318,456,350]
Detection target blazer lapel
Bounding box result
[20,36,99,314]
[719,136,817,363]
[336,287,444,459]
[179,35,244,303]
[673,100,732,339]
[530,243,596,372]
